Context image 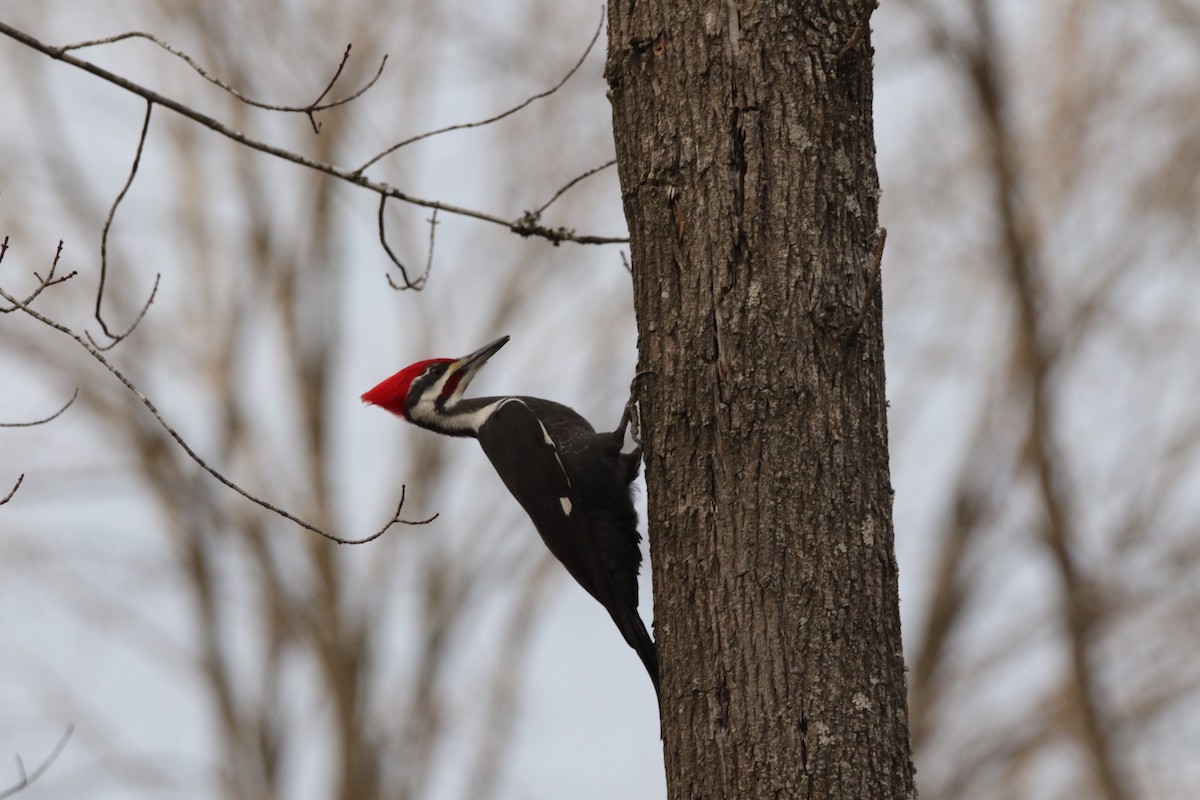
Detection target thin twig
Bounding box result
[87,101,159,350]
[0,475,22,507]
[353,9,605,175]
[0,280,437,545]
[304,44,363,110]
[378,196,426,291]
[0,724,74,800]
[529,158,617,219]
[379,206,439,291]
[422,209,439,280]
[0,389,79,428]
[29,241,76,293]
[0,22,627,247]
[60,33,387,134]
[298,43,388,132]
[0,238,78,314]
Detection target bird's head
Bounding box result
[362,335,510,431]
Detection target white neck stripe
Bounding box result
[409,396,519,434]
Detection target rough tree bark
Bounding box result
[605,2,916,797]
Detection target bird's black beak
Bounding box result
[449,335,509,384]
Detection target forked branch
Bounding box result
[378,196,435,291]
[0,238,77,314]
[353,10,604,174]
[0,725,74,800]
[522,158,617,225]
[0,239,81,508]
[0,21,627,252]
[88,101,159,350]
[0,254,435,545]
[60,34,386,134]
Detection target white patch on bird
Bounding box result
[530,415,554,446]
[411,395,506,434]
[409,360,505,433]
[407,370,455,424]
[533,415,571,486]
[559,497,572,515]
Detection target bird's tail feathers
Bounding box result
[611,599,660,701]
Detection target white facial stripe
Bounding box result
[407,368,453,424]
[559,497,572,515]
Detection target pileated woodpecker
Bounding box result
[361,335,659,697]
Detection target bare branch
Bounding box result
[0,475,22,507]
[507,219,610,245]
[353,10,604,174]
[0,279,436,545]
[304,44,385,119]
[421,209,439,282]
[0,724,74,800]
[378,196,428,291]
[59,33,387,134]
[0,22,627,247]
[381,208,440,291]
[528,158,616,220]
[86,100,159,350]
[28,241,76,293]
[0,238,78,314]
[0,389,79,428]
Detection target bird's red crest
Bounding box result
[361,358,451,417]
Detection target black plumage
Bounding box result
[475,397,658,695]
[362,336,659,698]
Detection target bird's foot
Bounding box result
[617,370,654,446]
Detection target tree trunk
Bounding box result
[605,2,916,797]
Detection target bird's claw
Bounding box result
[618,370,653,446]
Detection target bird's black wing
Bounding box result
[477,398,660,697]
[476,399,599,597]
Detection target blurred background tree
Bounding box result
[885,2,1200,798]
[2,0,1199,798]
